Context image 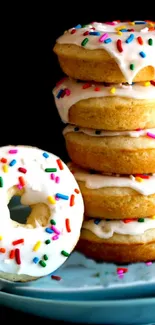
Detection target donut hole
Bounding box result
[8,186,51,229]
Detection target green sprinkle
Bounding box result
[82,24,87,28]
[81,38,89,46]
[50,219,56,225]
[0,177,3,187]
[138,218,145,222]
[45,168,57,172]
[45,239,51,244]
[61,250,70,257]
[39,260,46,267]
[43,254,48,261]
[148,38,153,46]
[130,63,135,70]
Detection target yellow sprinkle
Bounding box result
[0,236,3,240]
[110,87,116,94]
[117,31,122,36]
[33,241,41,251]
[3,165,8,173]
[129,22,135,26]
[116,25,126,31]
[135,177,143,183]
[144,81,150,87]
[152,216,155,219]
[48,196,56,204]
[149,22,154,27]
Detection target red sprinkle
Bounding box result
[117,267,128,273]
[12,238,24,246]
[56,77,67,87]
[94,87,100,91]
[19,176,25,186]
[123,219,134,223]
[0,248,6,253]
[151,80,155,86]
[70,194,75,207]
[15,248,21,265]
[82,83,91,89]
[137,36,143,45]
[65,88,71,96]
[18,167,27,174]
[10,249,15,259]
[51,275,62,281]
[56,159,64,170]
[74,188,80,194]
[117,39,123,53]
[83,31,89,36]
[1,158,7,163]
[65,218,71,232]
[135,174,150,179]
[71,29,76,34]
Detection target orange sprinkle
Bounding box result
[74,188,80,194]
[10,249,15,259]
[70,194,75,207]
[18,176,25,186]
[65,218,71,232]
[56,159,64,170]
[123,219,134,223]
[0,248,6,253]
[1,157,7,163]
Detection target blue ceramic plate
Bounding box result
[0,290,155,324]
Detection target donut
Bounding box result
[0,146,84,282]
[64,125,155,174]
[52,78,155,131]
[69,163,155,220]
[53,20,155,84]
[77,219,155,263]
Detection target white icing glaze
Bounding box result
[82,218,155,239]
[52,78,155,123]
[63,124,155,138]
[69,163,155,196]
[56,21,155,84]
[0,146,84,278]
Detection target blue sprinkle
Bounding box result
[43,152,49,158]
[56,89,64,99]
[75,24,82,29]
[139,51,146,58]
[9,159,17,167]
[125,34,134,43]
[104,38,112,44]
[33,257,39,264]
[55,193,69,200]
[134,21,146,25]
[89,31,100,36]
[45,227,54,234]
[120,29,128,32]
[94,218,101,225]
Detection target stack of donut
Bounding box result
[53,20,155,263]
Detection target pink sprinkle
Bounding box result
[65,88,71,96]
[17,184,23,190]
[55,176,60,184]
[55,196,59,201]
[146,261,152,266]
[56,77,67,87]
[105,21,116,25]
[118,274,124,279]
[52,235,59,240]
[9,149,18,154]
[51,225,60,235]
[117,270,124,275]
[50,173,55,180]
[99,33,109,42]
[147,132,155,139]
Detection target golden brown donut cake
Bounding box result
[52,78,155,131]
[64,126,155,174]
[53,21,155,84]
[68,163,155,220]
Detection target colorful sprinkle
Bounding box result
[89,31,100,36]
[104,38,112,44]
[51,225,60,235]
[0,236,2,240]
[33,257,39,264]
[9,149,18,154]
[82,83,91,89]
[39,260,46,267]
[94,219,101,225]
[117,39,123,52]
[70,194,75,206]
[65,218,71,232]
[75,24,81,29]
[1,158,7,163]
[144,81,151,86]
[61,250,70,257]
[151,80,155,86]
[50,173,55,180]
[18,167,27,174]
[138,218,145,222]
[52,235,59,240]
[51,275,61,281]
[135,176,143,182]
[15,248,21,265]
[9,159,17,167]
[123,219,134,223]
[56,89,64,99]
[99,33,108,42]
[18,176,25,187]
[148,38,153,45]
[137,36,143,45]
[74,188,80,194]
[45,239,51,244]
[81,38,89,46]
[55,193,69,200]
[3,165,8,173]
[125,34,134,43]
[12,238,24,246]
[56,158,64,170]
[139,51,146,58]
[135,174,149,179]
[45,227,54,234]
[9,249,15,259]
[130,64,135,70]
[43,152,49,158]
[55,176,60,184]
[146,261,152,266]
[48,196,56,204]
[43,254,48,261]
[117,267,128,273]
[147,132,155,139]
[45,168,57,172]
[110,87,116,94]
[50,219,56,225]
[0,248,6,253]
[33,241,41,251]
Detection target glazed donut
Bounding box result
[0,146,84,282]
[77,219,155,263]
[52,78,155,131]
[53,20,155,84]
[69,163,155,220]
[64,126,155,174]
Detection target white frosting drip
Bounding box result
[63,125,155,138]
[56,21,155,84]
[82,218,155,239]
[52,78,155,123]
[69,164,155,196]
[0,146,84,278]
